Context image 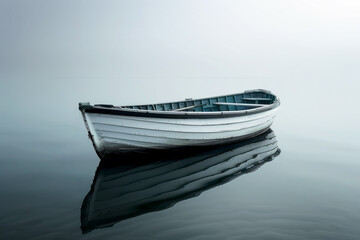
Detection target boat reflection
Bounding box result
[81,129,281,233]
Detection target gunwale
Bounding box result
[79,89,280,119]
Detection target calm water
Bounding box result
[1,120,360,240]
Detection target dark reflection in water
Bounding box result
[81,129,280,233]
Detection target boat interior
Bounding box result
[114,91,277,112]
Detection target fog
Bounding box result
[1,0,360,145]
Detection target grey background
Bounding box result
[1,0,359,144]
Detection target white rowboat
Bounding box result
[79,89,280,159]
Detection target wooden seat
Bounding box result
[213,102,266,107]
[242,98,272,101]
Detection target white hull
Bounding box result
[83,108,278,157]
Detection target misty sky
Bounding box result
[1,0,360,145]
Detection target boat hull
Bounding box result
[82,107,278,158]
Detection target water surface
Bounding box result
[1,121,360,240]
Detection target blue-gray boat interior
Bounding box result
[79,90,280,119]
[101,90,278,112]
